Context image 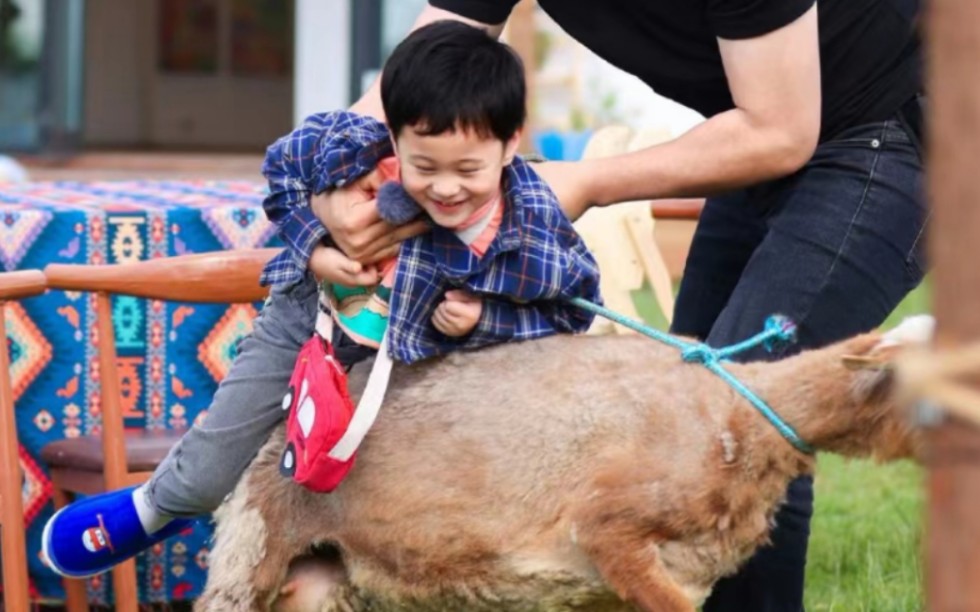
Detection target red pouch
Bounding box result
[279,334,358,492]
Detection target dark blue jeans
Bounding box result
[671,116,927,611]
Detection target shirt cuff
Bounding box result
[281,206,329,270]
[710,0,814,40]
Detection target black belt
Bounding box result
[897,94,925,158]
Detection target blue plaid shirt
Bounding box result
[261,110,601,363]
[261,111,393,287]
[387,157,601,362]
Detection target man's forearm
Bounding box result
[587,106,818,205]
[587,5,820,205]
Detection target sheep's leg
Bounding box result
[196,489,273,611]
[198,530,314,610]
[576,526,693,612]
[250,535,315,608]
[271,551,354,612]
[196,471,304,611]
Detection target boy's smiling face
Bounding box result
[393,124,521,228]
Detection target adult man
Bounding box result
[321,1,926,610]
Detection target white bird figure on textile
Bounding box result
[0,155,29,184]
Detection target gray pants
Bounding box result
[146,275,319,516]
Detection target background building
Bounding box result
[0,0,701,156]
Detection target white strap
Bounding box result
[327,333,393,461]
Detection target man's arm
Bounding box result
[549,5,821,220]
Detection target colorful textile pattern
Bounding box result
[1,180,281,606]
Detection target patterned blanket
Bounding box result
[2,180,280,605]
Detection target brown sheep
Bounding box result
[196,317,931,612]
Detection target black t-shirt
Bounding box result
[429,0,921,141]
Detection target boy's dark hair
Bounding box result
[381,20,526,142]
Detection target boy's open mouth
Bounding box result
[431,200,465,211]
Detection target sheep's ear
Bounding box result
[842,315,936,371]
[842,352,897,371]
[841,340,900,371]
[841,338,901,405]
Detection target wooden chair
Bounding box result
[569,126,704,328]
[40,248,279,612]
[650,198,704,283]
[575,126,681,331]
[1,270,46,612]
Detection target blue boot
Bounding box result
[42,486,195,578]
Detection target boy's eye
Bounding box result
[458,168,480,176]
[415,167,436,175]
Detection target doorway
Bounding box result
[84,0,294,150]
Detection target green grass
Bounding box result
[807,283,930,611]
[629,280,931,611]
[806,456,924,611]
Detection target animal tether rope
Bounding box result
[568,297,815,454]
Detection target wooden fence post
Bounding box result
[925,0,980,609]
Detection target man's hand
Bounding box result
[431,289,483,337]
[308,244,382,287]
[311,171,428,264]
[532,160,598,222]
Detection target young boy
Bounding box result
[42,20,600,578]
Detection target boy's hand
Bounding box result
[308,244,382,286]
[432,289,483,337]
[311,171,428,265]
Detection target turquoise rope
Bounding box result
[568,297,814,454]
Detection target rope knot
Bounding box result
[682,343,719,364]
[763,315,798,352]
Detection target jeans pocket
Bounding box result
[821,136,884,151]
